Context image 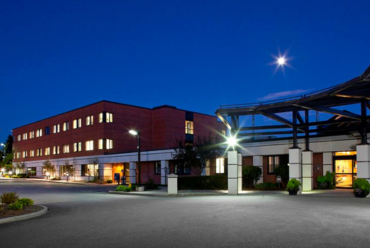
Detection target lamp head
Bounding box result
[129,130,138,136]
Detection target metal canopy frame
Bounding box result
[216,66,370,148]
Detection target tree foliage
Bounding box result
[43,159,56,173]
[242,166,262,187]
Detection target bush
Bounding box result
[8,201,23,210]
[144,178,158,189]
[1,192,19,204]
[353,178,370,196]
[274,164,289,185]
[286,179,301,191]
[317,171,335,189]
[51,176,61,180]
[12,175,18,178]
[18,198,34,206]
[178,175,227,190]
[17,174,27,178]
[106,179,113,183]
[116,185,132,192]
[255,182,277,190]
[242,166,262,188]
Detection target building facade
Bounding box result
[12,101,225,184]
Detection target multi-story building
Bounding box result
[13,101,225,184]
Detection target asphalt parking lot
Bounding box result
[1,180,369,248]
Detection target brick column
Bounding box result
[323,152,333,175]
[289,148,302,194]
[161,160,169,185]
[253,156,263,184]
[357,144,370,183]
[302,150,313,191]
[228,151,242,195]
[129,162,136,184]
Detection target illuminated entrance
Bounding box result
[334,151,357,188]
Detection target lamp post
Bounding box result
[0,143,5,176]
[129,130,141,186]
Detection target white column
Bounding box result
[289,148,302,194]
[228,151,241,195]
[129,162,136,184]
[357,144,370,183]
[302,150,313,191]
[161,160,169,185]
[167,174,178,194]
[323,152,333,175]
[238,153,242,192]
[253,156,263,184]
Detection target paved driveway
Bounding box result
[1,180,369,248]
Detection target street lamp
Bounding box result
[129,129,141,186]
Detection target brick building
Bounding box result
[12,101,225,184]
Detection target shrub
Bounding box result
[286,179,301,191]
[12,175,18,178]
[18,198,34,206]
[317,171,335,189]
[116,185,132,192]
[106,179,113,183]
[1,192,19,204]
[242,166,262,188]
[274,164,289,185]
[17,174,27,178]
[144,178,158,189]
[255,182,277,190]
[353,178,370,196]
[8,201,23,210]
[178,175,227,190]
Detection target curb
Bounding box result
[108,191,227,197]
[0,205,48,224]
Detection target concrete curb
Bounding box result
[0,205,48,224]
[108,191,228,197]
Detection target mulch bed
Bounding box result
[0,205,44,219]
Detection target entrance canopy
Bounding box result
[216,65,370,148]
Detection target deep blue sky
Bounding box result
[1,0,369,142]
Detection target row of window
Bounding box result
[16,112,114,142]
[15,139,114,159]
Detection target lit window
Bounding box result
[73,118,82,129]
[98,139,104,149]
[36,149,42,156]
[185,121,193,134]
[63,122,69,131]
[53,124,60,133]
[30,150,34,157]
[63,145,70,153]
[36,129,43,137]
[268,156,280,174]
[99,112,113,123]
[17,134,21,141]
[86,140,94,151]
[99,113,104,123]
[30,131,35,139]
[22,151,28,158]
[23,133,28,140]
[106,139,113,149]
[17,152,21,159]
[216,158,225,174]
[45,147,50,156]
[106,112,113,123]
[74,142,82,152]
[86,115,94,126]
[53,146,60,155]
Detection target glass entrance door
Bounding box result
[334,157,356,188]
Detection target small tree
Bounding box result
[43,160,56,178]
[274,164,289,186]
[242,166,262,188]
[88,157,100,182]
[16,162,26,174]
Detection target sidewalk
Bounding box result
[0,177,114,186]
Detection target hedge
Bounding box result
[178,175,227,190]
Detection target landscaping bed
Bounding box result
[0,205,43,219]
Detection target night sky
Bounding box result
[1,0,369,142]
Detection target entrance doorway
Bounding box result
[333,152,357,188]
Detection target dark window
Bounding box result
[185,111,194,121]
[27,167,36,176]
[45,126,50,135]
[81,164,87,176]
[154,161,161,175]
[185,134,194,143]
[268,155,288,174]
[175,164,191,175]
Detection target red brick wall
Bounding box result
[313,153,323,189]
[263,156,276,183]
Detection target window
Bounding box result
[63,122,69,131]
[154,161,161,175]
[174,164,191,175]
[185,121,193,134]
[53,124,60,133]
[45,147,50,155]
[63,145,70,153]
[23,133,28,140]
[45,126,50,135]
[106,139,113,149]
[268,156,280,174]
[36,149,42,157]
[86,140,94,151]
[98,139,104,149]
[81,164,99,176]
[60,165,73,176]
[22,151,28,158]
[74,142,82,152]
[30,131,35,139]
[17,134,21,141]
[36,129,43,137]
[73,118,82,129]
[86,115,94,126]
[53,146,60,155]
[27,167,36,176]
[30,150,35,157]
[99,112,113,123]
[216,158,225,174]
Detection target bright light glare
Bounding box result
[227,136,237,147]
[277,57,286,65]
[129,130,138,136]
